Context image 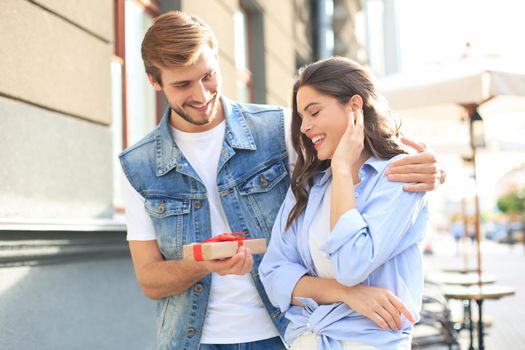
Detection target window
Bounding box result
[235,0,266,104]
[112,0,160,212]
[234,8,252,103]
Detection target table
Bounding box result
[429,273,496,286]
[428,273,496,349]
[443,267,480,274]
[444,285,515,350]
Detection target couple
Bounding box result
[120,11,443,350]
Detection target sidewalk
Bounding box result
[423,234,525,349]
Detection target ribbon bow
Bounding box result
[193,232,251,261]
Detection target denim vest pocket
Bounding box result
[145,197,190,259]
[238,161,288,235]
[238,161,287,195]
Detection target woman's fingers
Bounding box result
[369,313,389,330]
[388,292,416,323]
[346,109,355,129]
[374,305,400,330]
[356,109,364,127]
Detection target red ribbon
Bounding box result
[192,232,252,261]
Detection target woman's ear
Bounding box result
[348,94,363,111]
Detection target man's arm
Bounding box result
[122,173,253,300]
[386,137,446,192]
[129,241,253,300]
[129,240,208,300]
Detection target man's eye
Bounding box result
[175,83,189,88]
[203,71,214,81]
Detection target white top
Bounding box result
[308,182,336,279]
[122,108,295,343]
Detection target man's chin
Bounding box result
[173,109,213,126]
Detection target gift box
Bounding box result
[183,233,267,261]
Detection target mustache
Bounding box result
[185,92,218,107]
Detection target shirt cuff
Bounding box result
[273,265,309,312]
[320,208,368,255]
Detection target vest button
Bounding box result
[194,201,201,209]
[187,327,196,337]
[194,283,204,293]
[259,175,269,188]
[157,202,166,214]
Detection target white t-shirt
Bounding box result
[122,109,295,344]
[308,182,336,279]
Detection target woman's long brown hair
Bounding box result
[286,57,406,230]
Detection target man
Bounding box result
[119,11,445,350]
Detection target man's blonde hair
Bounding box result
[141,11,219,85]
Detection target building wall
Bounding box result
[0,0,114,221]
[180,0,303,108]
[0,1,156,349]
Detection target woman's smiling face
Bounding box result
[297,85,352,160]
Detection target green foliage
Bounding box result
[497,187,525,216]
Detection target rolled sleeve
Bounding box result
[320,208,368,255]
[260,258,308,312]
[320,177,427,287]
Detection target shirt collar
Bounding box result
[222,96,257,151]
[154,96,256,176]
[363,155,389,173]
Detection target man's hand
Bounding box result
[202,246,253,276]
[386,137,446,192]
[342,284,416,331]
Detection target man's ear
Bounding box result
[147,74,162,91]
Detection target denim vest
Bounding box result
[119,97,290,349]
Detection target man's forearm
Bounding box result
[136,258,209,300]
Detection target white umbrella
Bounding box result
[380,54,525,111]
[380,54,525,154]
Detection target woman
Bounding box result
[259,57,428,349]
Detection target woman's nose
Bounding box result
[300,118,311,134]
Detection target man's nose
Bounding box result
[193,81,209,102]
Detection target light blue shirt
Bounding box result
[259,155,429,349]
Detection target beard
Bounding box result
[169,92,220,126]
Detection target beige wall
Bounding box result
[32,0,113,41]
[0,0,112,125]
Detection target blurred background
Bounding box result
[1,0,524,349]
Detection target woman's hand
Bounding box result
[342,284,416,330]
[386,137,446,192]
[331,109,365,173]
